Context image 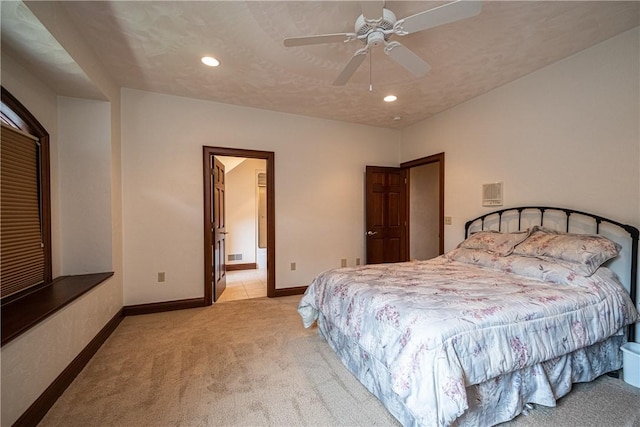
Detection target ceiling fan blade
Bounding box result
[395,0,481,35]
[360,1,384,20]
[284,33,356,47]
[333,49,368,86]
[384,42,430,77]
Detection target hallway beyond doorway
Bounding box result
[217,269,267,302]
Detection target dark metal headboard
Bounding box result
[465,206,639,341]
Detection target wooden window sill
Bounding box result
[1,272,113,347]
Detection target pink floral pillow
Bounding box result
[512,226,621,276]
[458,230,531,256]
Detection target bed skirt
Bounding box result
[317,313,625,427]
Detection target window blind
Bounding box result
[1,123,45,297]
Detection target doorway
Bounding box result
[402,152,444,258]
[408,162,441,260]
[203,147,275,305]
[217,156,267,302]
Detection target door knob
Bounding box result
[366,231,378,236]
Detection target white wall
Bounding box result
[225,158,266,265]
[58,96,113,274]
[401,27,640,251]
[121,88,400,304]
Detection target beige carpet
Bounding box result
[39,296,640,427]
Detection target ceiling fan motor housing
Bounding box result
[355,8,397,43]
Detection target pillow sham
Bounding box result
[458,229,530,256]
[512,225,621,276]
[447,247,586,285]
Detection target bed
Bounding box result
[298,206,639,426]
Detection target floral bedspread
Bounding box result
[298,249,638,426]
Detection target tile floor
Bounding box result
[217,268,267,302]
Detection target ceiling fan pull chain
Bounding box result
[369,51,373,92]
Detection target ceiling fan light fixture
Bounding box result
[283,1,481,87]
[201,56,220,67]
[384,95,398,102]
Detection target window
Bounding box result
[1,87,52,301]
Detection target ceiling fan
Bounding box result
[283,1,481,86]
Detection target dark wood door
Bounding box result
[212,157,227,300]
[365,166,408,264]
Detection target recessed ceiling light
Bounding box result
[201,56,220,67]
[384,95,397,102]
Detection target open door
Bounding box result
[212,156,227,301]
[365,166,408,264]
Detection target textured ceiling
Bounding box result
[2,1,639,129]
[0,1,106,100]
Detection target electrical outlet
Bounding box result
[290,262,296,271]
[356,258,361,266]
[444,216,452,225]
[341,258,347,268]
[157,272,165,282]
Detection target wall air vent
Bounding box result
[482,182,503,207]
[228,254,243,261]
[257,173,267,187]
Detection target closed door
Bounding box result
[365,166,407,264]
